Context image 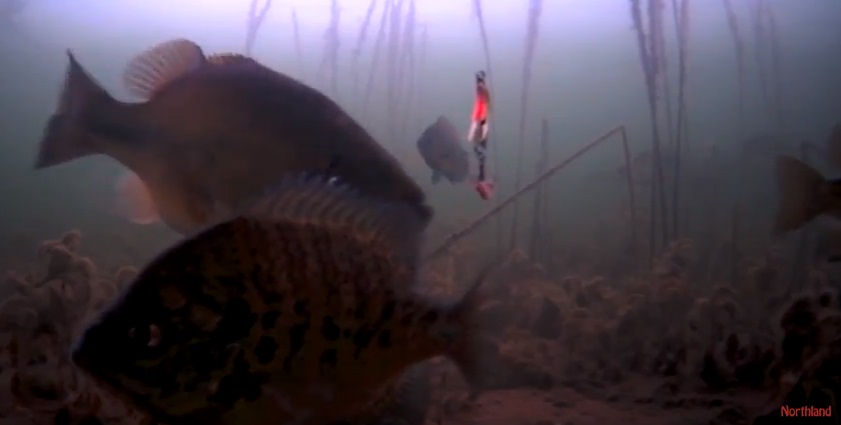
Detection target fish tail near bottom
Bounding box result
[773,155,827,234]
[442,263,496,397]
[34,51,114,169]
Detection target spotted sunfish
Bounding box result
[71,175,486,425]
[34,38,430,235]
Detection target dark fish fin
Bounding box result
[827,122,841,170]
[431,171,441,185]
[382,363,432,425]
[445,261,498,397]
[122,39,206,100]
[34,51,114,169]
[774,155,827,234]
[350,363,431,425]
[206,53,260,66]
[243,174,426,265]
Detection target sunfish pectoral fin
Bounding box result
[34,51,114,169]
[113,171,160,225]
[122,38,206,100]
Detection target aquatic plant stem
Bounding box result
[291,9,303,74]
[763,1,785,138]
[415,24,428,132]
[647,0,670,247]
[722,0,746,136]
[751,0,771,120]
[319,0,341,98]
[471,0,504,252]
[621,127,639,252]
[655,2,675,153]
[529,119,550,261]
[426,125,637,262]
[362,0,393,118]
[630,0,670,261]
[385,0,404,145]
[397,0,417,144]
[245,0,272,56]
[351,0,379,103]
[509,0,544,250]
[671,0,691,238]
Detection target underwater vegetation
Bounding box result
[1,230,840,424]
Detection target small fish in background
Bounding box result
[772,155,841,234]
[416,116,469,185]
[34,38,430,235]
[71,175,488,425]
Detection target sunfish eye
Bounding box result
[148,324,162,347]
[128,324,162,347]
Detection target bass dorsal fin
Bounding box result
[122,38,206,100]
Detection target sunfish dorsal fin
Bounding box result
[206,53,260,67]
[238,174,426,266]
[122,38,206,100]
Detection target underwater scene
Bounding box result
[1,0,841,424]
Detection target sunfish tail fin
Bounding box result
[34,51,115,169]
[774,155,827,234]
[444,262,498,398]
